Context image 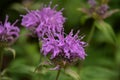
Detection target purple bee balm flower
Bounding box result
[64,30,87,59]
[88,0,97,7]
[97,4,109,15]
[41,30,87,68]
[36,4,65,38]
[0,16,20,46]
[21,10,40,31]
[21,3,65,39]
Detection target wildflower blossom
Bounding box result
[21,3,65,38]
[79,0,114,20]
[97,4,109,16]
[88,0,97,7]
[0,16,20,46]
[21,10,40,31]
[36,5,65,38]
[41,30,87,68]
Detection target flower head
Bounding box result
[97,4,109,16]
[41,30,87,68]
[21,3,65,39]
[88,0,97,7]
[0,16,20,46]
[80,0,116,20]
[36,4,65,38]
[21,10,40,30]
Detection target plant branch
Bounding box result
[0,48,4,78]
[87,22,95,43]
[56,69,61,80]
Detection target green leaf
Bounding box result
[115,46,120,65]
[1,76,12,80]
[115,33,120,65]
[4,48,16,59]
[34,61,51,73]
[80,66,117,80]
[65,68,80,80]
[1,69,8,76]
[94,20,116,44]
[8,63,34,75]
[103,9,120,19]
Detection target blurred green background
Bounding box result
[0,0,120,80]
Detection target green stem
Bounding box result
[56,69,61,80]
[87,22,95,43]
[0,48,4,78]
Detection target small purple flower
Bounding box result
[64,30,87,59]
[21,10,40,31]
[97,4,109,15]
[41,30,87,68]
[88,0,97,7]
[21,3,65,38]
[36,5,65,38]
[0,16,20,46]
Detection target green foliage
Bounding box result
[80,66,118,80]
[4,48,16,59]
[65,68,80,80]
[95,20,116,44]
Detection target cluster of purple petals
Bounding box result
[0,16,20,45]
[41,30,87,62]
[21,10,40,31]
[97,4,109,15]
[21,3,87,65]
[87,0,109,16]
[88,0,97,7]
[21,4,65,38]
